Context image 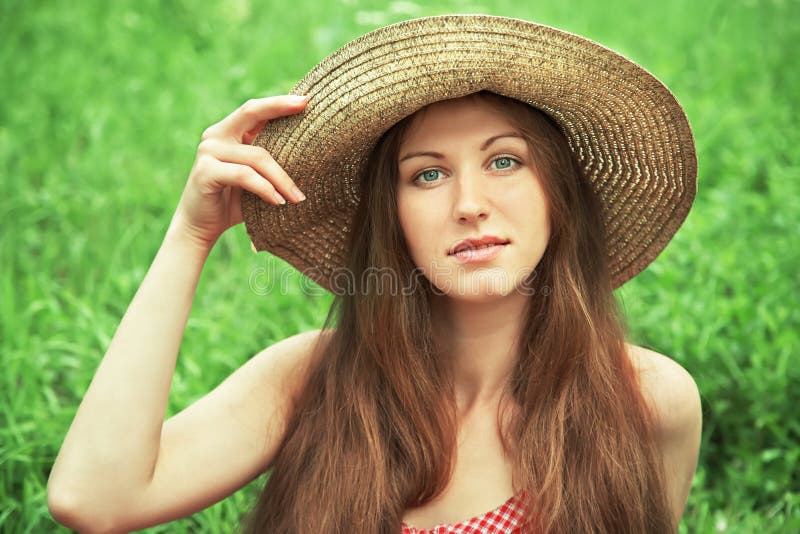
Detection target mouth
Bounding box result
[448,241,509,263]
[448,238,511,256]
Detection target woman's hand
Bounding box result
[169,95,308,249]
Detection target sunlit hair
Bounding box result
[239,91,674,533]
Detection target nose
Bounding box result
[452,170,490,223]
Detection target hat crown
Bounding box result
[243,14,697,291]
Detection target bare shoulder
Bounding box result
[625,342,703,526]
[624,343,702,435]
[264,327,332,402]
[109,327,335,533]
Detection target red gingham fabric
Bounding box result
[401,492,527,534]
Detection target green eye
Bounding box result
[492,157,515,170]
[416,169,443,184]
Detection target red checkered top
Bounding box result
[401,492,527,534]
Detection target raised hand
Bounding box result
[171,95,308,249]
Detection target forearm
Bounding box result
[48,219,212,511]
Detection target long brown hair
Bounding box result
[239,92,674,533]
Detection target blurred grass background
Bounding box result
[1,0,798,532]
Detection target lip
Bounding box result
[449,242,508,264]
[448,235,510,256]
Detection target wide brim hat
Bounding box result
[242,14,697,291]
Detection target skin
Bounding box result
[395,97,702,529]
[396,97,551,416]
[47,96,313,533]
[401,341,702,530]
[47,94,700,533]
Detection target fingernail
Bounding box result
[291,185,306,201]
[289,95,308,105]
[274,191,287,205]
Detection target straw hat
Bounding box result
[241,14,697,291]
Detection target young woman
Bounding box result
[47,15,702,534]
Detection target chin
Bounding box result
[446,292,515,304]
[431,270,522,301]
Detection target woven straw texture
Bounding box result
[241,14,697,291]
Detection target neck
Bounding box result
[432,292,529,415]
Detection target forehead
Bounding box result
[400,96,520,148]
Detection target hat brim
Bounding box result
[242,14,697,291]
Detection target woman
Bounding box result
[47,15,702,534]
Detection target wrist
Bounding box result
[164,212,217,258]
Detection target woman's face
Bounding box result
[396,96,551,302]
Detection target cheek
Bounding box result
[396,197,411,238]
[510,185,551,245]
[397,198,440,263]
[522,182,550,226]
[396,199,420,245]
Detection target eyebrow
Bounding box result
[480,132,525,150]
[398,132,525,163]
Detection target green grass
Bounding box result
[2,0,798,532]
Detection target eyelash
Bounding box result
[412,155,522,187]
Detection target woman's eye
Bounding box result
[414,169,444,185]
[490,157,518,171]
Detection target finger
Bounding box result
[242,124,264,146]
[242,119,272,145]
[236,165,290,206]
[228,185,244,227]
[202,95,308,142]
[196,157,288,206]
[198,139,306,203]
